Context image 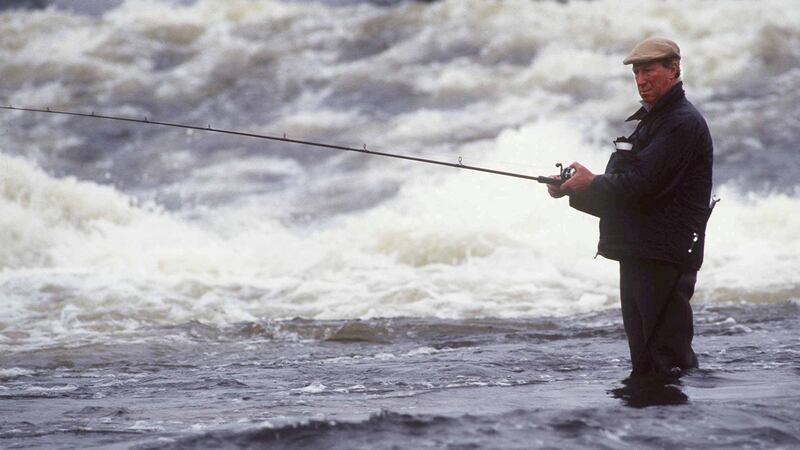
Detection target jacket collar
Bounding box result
[625,82,685,122]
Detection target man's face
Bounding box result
[632,61,677,104]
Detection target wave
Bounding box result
[0,153,136,268]
[2,118,798,346]
[1,0,798,191]
[1,0,799,345]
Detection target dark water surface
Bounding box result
[2,302,798,449]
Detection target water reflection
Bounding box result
[609,376,689,408]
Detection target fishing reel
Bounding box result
[537,162,576,185]
[556,163,576,183]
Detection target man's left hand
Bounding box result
[560,162,595,194]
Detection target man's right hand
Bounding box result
[560,162,595,193]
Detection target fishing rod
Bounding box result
[0,105,575,185]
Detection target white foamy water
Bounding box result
[1,0,799,349]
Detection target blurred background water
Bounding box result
[1,0,798,448]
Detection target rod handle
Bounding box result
[538,176,564,185]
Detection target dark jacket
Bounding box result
[569,82,713,270]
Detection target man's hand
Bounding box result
[547,176,566,198]
[560,162,595,194]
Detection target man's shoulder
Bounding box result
[677,96,706,118]
[654,96,709,134]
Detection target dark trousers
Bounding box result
[619,258,698,377]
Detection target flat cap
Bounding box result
[623,37,681,65]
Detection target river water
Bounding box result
[1,0,799,448]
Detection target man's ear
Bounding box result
[670,61,680,80]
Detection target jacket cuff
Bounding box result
[568,176,605,218]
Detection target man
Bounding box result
[548,37,713,378]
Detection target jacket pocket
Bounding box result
[609,150,638,174]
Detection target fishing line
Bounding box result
[1,105,574,185]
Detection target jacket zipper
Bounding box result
[687,232,699,254]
